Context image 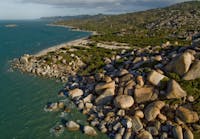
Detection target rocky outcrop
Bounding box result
[13,36,200,139]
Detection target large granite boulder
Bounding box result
[176,106,199,123]
[95,81,115,93]
[147,70,166,86]
[136,130,153,139]
[144,101,165,121]
[183,60,200,80]
[132,116,143,132]
[166,80,187,99]
[165,52,194,76]
[134,86,158,103]
[65,121,80,131]
[95,88,115,105]
[83,126,97,136]
[172,125,183,139]
[68,88,83,99]
[114,95,134,109]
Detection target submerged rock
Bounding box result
[50,125,64,137]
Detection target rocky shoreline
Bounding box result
[12,33,200,138]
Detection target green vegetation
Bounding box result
[41,46,120,75]
[55,1,200,47]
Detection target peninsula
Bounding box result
[12,1,200,139]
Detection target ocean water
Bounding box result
[0,20,108,139]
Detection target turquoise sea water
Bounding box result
[0,20,108,139]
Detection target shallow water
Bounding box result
[0,20,108,139]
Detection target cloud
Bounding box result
[20,0,191,13]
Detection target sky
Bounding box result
[0,0,192,19]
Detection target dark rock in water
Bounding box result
[50,125,64,136]
[83,125,97,136]
[65,121,80,131]
[183,60,200,80]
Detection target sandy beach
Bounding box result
[34,37,89,57]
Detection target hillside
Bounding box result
[55,1,200,47]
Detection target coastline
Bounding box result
[47,23,97,35]
[34,37,89,57]
[33,24,95,57]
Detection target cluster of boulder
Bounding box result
[13,38,200,138]
[12,49,85,82]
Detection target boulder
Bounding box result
[136,76,144,86]
[20,54,29,64]
[134,86,157,103]
[183,60,200,80]
[114,95,134,109]
[147,70,166,86]
[147,126,159,136]
[165,52,194,76]
[68,88,83,99]
[144,101,165,121]
[172,125,183,139]
[95,81,115,93]
[83,126,97,136]
[132,116,143,132]
[166,80,187,99]
[136,130,153,139]
[95,88,115,105]
[135,110,144,119]
[176,106,199,123]
[183,128,194,139]
[123,79,135,95]
[65,121,80,131]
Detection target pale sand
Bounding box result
[34,37,89,57]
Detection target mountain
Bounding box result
[40,14,106,22]
[55,1,200,47]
